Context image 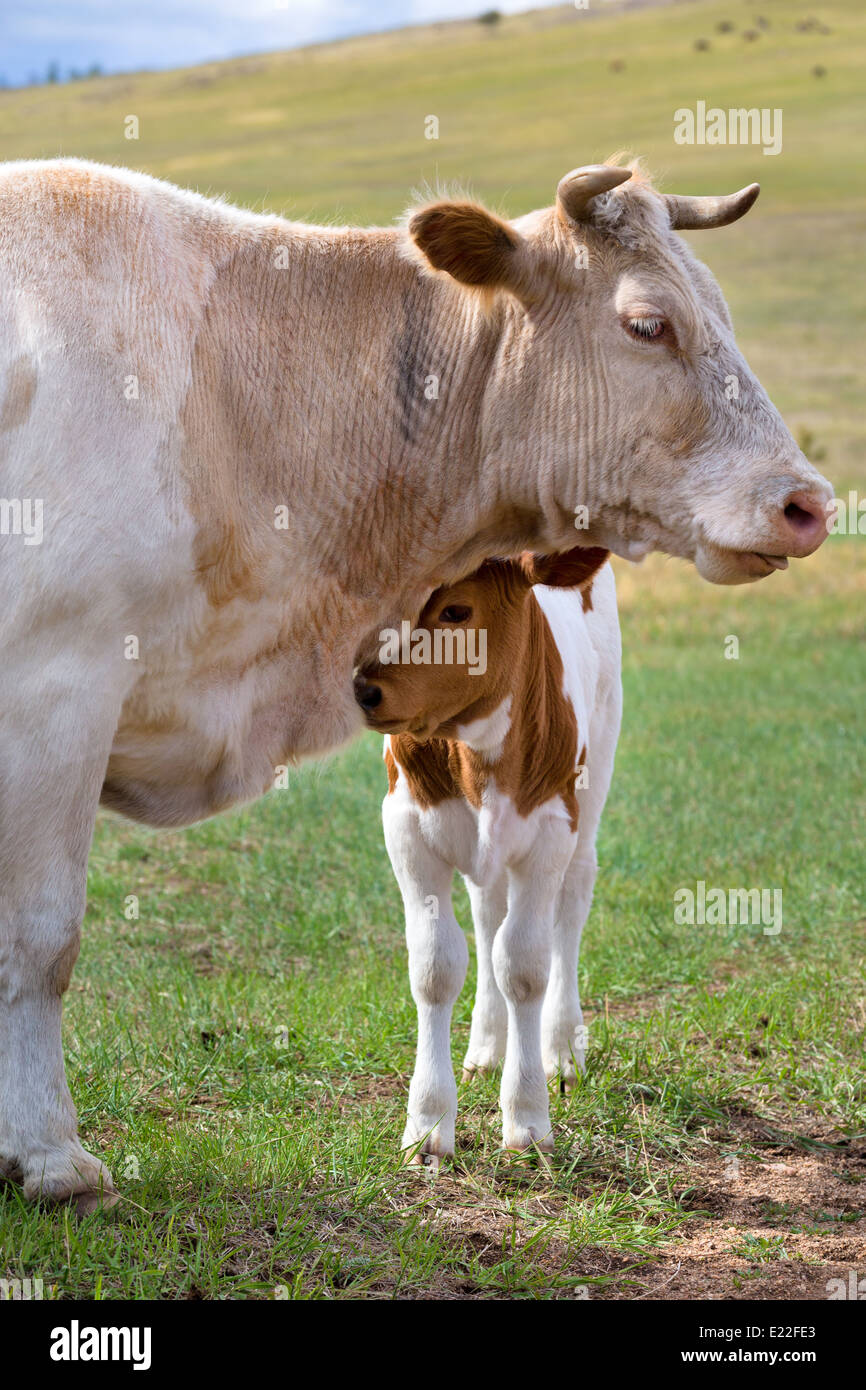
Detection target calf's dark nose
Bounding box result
[353,676,383,712]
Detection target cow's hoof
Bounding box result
[402,1136,454,1171]
[0,1154,23,1183]
[21,1146,118,1212]
[544,1049,585,1092]
[71,1185,121,1218]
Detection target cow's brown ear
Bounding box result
[519,546,610,589]
[407,200,528,294]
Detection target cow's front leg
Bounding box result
[493,833,573,1153]
[0,662,126,1212]
[382,799,466,1166]
[0,905,116,1212]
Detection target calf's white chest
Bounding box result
[385,734,576,891]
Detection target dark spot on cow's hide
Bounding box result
[394,285,436,444]
[0,355,37,432]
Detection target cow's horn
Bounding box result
[665,183,760,230]
[556,165,632,223]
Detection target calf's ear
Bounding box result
[520,546,610,589]
[407,200,532,297]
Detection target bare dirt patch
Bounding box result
[595,1123,866,1300]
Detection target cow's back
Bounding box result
[0,159,230,449]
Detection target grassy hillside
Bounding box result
[0,0,863,473]
[0,0,863,1300]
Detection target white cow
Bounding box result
[354,547,619,1160]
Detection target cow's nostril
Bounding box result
[784,501,818,529]
[778,488,831,556]
[783,489,828,530]
[353,677,383,712]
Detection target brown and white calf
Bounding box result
[354,546,619,1160]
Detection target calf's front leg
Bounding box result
[462,875,508,1081]
[382,801,467,1165]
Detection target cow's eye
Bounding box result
[624,315,667,342]
[439,604,472,623]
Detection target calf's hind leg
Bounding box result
[541,849,596,1092]
[542,683,621,1091]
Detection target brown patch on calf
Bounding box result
[385,745,399,794]
[388,598,580,828]
[497,599,581,832]
[389,735,480,811]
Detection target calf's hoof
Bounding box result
[503,1126,555,1156]
[544,1051,585,1095]
[546,1068,581,1096]
[405,1148,446,1172]
[460,1064,493,1085]
[401,1118,454,1171]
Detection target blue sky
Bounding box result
[2,1,554,87]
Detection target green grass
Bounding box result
[0,0,864,1299]
[1,540,860,1300]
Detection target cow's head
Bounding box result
[353,546,608,738]
[406,163,832,584]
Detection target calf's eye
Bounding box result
[439,605,472,623]
[625,315,667,342]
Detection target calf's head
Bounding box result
[354,546,608,739]
[407,163,832,584]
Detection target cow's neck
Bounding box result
[387,286,586,589]
[273,225,575,566]
[184,221,577,642]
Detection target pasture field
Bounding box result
[0,0,863,1299]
